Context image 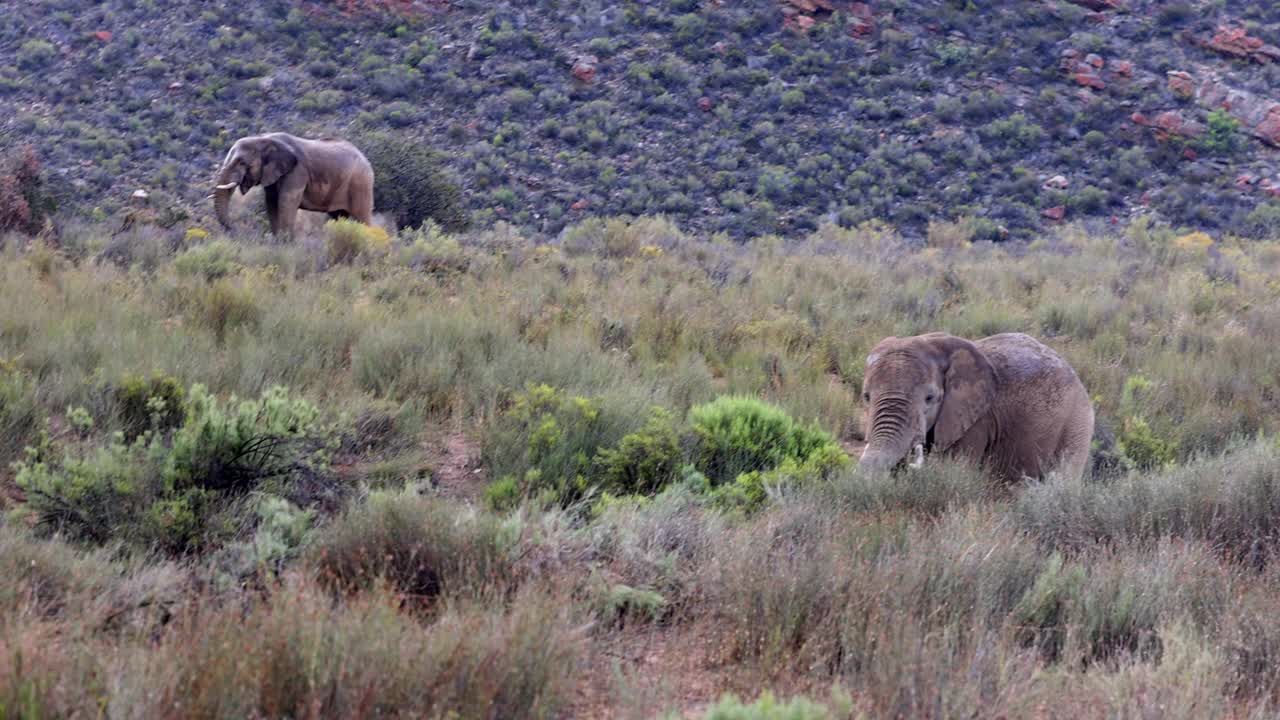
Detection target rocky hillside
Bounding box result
[3,0,1280,240]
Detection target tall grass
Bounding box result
[5,217,1280,716]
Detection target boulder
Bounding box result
[1196,25,1280,64]
[1041,206,1066,222]
[1179,72,1280,146]
[1167,70,1195,97]
[849,3,875,37]
[1043,175,1070,190]
[570,55,597,84]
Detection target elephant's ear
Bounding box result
[260,140,298,188]
[933,338,997,451]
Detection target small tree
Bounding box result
[353,130,469,232]
[1200,108,1240,156]
[0,145,54,236]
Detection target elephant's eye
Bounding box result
[925,393,936,404]
[862,392,870,402]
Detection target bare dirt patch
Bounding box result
[424,429,486,501]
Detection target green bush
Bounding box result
[194,279,261,343]
[353,130,468,232]
[482,384,638,510]
[174,240,240,282]
[593,582,670,627]
[1199,108,1241,156]
[113,371,186,441]
[14,384,339,554]
[593,407,682,496]
[688,396,846,488]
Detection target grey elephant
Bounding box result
[858,332,1094,481]
[210,132,374,238]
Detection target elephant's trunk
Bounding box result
[859,395,923,472]
[211,165,243,230]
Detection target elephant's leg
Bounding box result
[274,187,303,241]
[350,185,374,225]
[1056,407,1095,481]
[263,185,281,236]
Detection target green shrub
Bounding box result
[113,371,186,441]
[1117,415,1178,471]
[326,218,391,265]
[594,583,670,627]
[398,221,469,274]
[482,384,648,509]
[174,240,240,282]
[688,396,846,488]
[352,130,468,232]
[14,384,339,554]
[1199,108,1240,156]
[195,279,261,343]
[593,407,682,496]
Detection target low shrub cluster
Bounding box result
[14,383,341,554]
[483,386,847,512]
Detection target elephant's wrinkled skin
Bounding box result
[211,132,374,238]
[858,332,1094,481]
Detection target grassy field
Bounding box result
[5,216,1280,718]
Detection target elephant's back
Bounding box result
[979,332,1095,479]
[977,332,1078,386]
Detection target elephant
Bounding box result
[210,132,374,238]
[857,332,1094,482]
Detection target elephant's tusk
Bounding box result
[908,443,925,470]
[214,182,238,191]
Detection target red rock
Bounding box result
[1167,70,1195,97]
[1261,180,1280,198]
[1130,111,1148,126]
[1085,53,1105,69]
[1182,147,1198,160]
[1041,206,1066,222]
[1114,60,1134,78]
[786,14,816,32]
[1154,111,1185,134]
[1139,191,1152,206]
[1256,107,1280,146]
[570,199,589,211]
[570,55,598,84]
[1200,25,1280,64]
[1237,173,1258,188]
[849,2,875,37]
[1073,71,1106,90]
[92,30,112,42]
[697,96,714,112]
[1181,74,1280,147]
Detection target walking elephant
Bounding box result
[210,132,374,238]
[857,332,1094,481]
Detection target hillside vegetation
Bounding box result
[3,0,1280,240]
[5,217,1280,716]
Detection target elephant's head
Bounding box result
[858,333,997,472]
[210,136,298,229]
